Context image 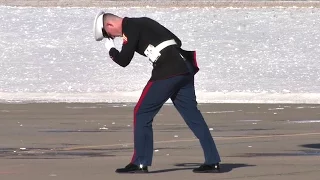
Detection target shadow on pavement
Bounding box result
[300,143,320,149]
[149,162,255,173]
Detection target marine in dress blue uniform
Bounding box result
[93,11,221,173]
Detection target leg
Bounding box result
[171,75,221,165]
[131,76,187,167]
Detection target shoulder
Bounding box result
[122,17,152,31]
[124,16,157,24]
[122,17,143,38]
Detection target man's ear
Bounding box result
[106,23,113,27]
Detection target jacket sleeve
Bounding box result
[109,26,139,67]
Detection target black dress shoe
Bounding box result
[115,163,148,173]
[193,163,220,173]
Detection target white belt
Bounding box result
[154,39,177,52]
[144,39,177,64]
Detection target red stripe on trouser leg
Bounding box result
[193,51,198,68]
[131,81,153,163]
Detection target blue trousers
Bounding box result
[130,63,221,166]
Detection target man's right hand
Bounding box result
[105,38,115,52]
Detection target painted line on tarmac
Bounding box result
[62,132,320,151]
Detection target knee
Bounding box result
[134,109,153,127]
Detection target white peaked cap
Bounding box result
[93,11,105,41]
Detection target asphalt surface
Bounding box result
[0,103,319,180]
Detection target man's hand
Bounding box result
[105,38,115,52]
